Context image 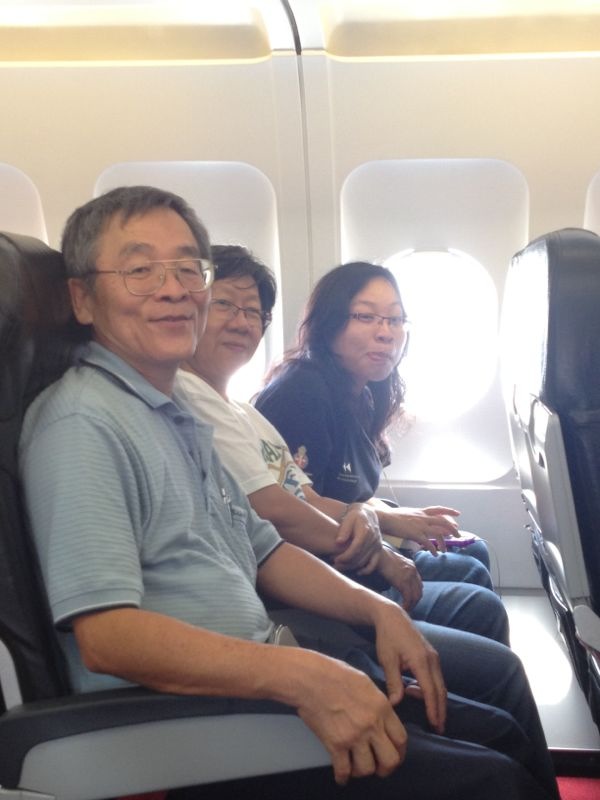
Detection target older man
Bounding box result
[19,187,557,800]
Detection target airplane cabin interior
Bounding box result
[1,0,600,797]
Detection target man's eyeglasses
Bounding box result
[348,312,408,330]
[210,298,272,330]
[82,258,214,296]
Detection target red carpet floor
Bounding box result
[558,776,600,799]
[119,780,600,799]
[119,776,600,799]
[121,781,600,800]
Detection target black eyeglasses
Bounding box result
[82,258,214,296]
[210,298,272,330]
[348,312,408,330]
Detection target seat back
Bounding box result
[0,232,84,705]
[501,227,600,719]
[0,165,48,242]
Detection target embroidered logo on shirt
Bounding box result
[260,438,306,497]
[261,439,285,466]
[282,465,306,498]
[338,460,357,484]
[293,445,308,470]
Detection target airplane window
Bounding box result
[227,338,267,403]
[584,167,600,233]
[386,249,497,422]
[0,163,47,242]
[340,157,526,483]
[381,248,509,483]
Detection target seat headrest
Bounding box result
[0,232,84,411]
[503,227,600,414]
[0,232,72,335]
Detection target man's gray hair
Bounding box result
[61,185,211,279]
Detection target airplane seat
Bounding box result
[500,227,600,728]
[0,232,81,709]
[0,165,48,242]
[0,231,328,799]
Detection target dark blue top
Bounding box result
[255,360,381,504]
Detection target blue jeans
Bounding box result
[309,624,558,800]
[412,544,492,588]
[396,580,510,645]
[411,621,557,799]
[177,624,558,800]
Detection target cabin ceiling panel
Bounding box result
[0,1,295,61]
[287,0,600,55]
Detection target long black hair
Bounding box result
[268,261,406,464]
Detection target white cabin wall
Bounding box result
[0,52,311,344]
[1,63,278,244]
[4,22,600,340]
[298,54,600,278]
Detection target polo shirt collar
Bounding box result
[78,341,177,411]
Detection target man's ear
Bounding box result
[68,277,95,325]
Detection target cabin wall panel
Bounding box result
[301,55,600,277]
[0,60,302,251]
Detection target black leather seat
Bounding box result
[500,227,600,729]
[0,232,328,799]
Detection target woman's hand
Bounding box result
[378,505,461,555]
[332,503,383,573]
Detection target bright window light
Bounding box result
[227,338,267,403]
[386,249,498,422]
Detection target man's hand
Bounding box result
[371,601,447,734]
[73,600,407,788]
[380,505,461,554]
[332,503,382,573]
[375,547,423,612]
[257,544,445,769]
[294,651,408,785]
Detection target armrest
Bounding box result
[0,687,329,798]
[574,604,600,653]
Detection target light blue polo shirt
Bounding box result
[19,342,282,693]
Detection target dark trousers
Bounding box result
[168,631,558,800]
[167,694,553,800]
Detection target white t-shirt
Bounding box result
[175,370,311,499]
